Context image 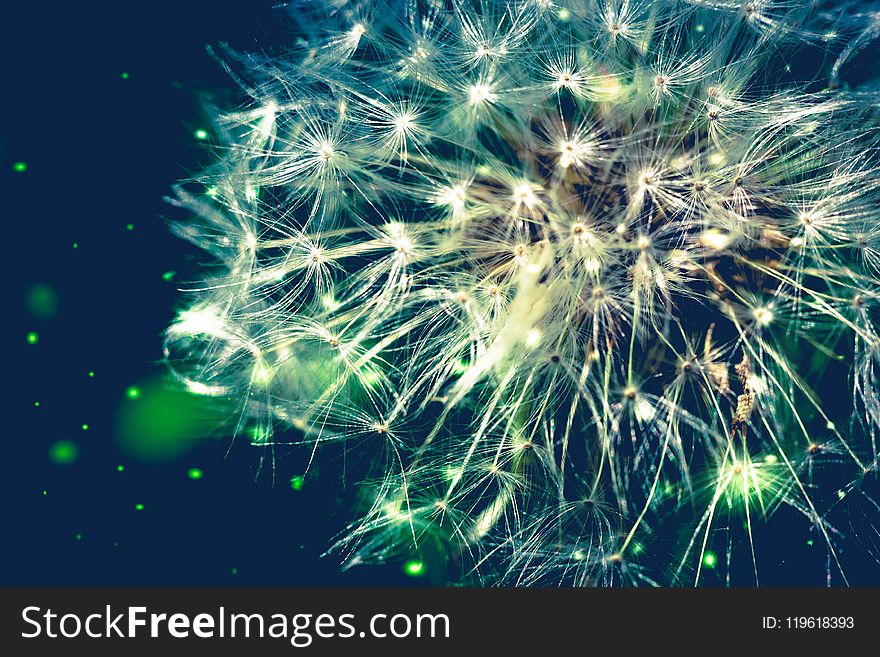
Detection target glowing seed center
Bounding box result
[525,329,542,347]
[753,306,774,326]
[394,112,414,134]
[469,83,495,105]
[512,184,538,208]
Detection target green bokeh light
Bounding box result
[13,161,27,173]
[194,129,209,140]
[49,440,79,465]
[247,425,271,445]
[290,476,304,491]
[135,503,145,511]
[25,284,59,319]
[115,377,232,464]
[403,560,425,577]
[26,331,39,345]
[187,467,203,480]
[703,552,717,569]
[120,71,130,79]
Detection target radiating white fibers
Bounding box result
[165,0,880,586]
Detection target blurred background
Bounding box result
[3,1,879,587]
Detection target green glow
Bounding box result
[34,401,40,407]
[126,386,141,400]
[194,129,209,140]
[806,539,814,546]
[187,467,203,480]
[25,284,59,319]
[764,454,778,464]
[26,331,39,345]
[360,367,382,389]
[162,271,175,282]
[120,71,130,79]
[73,243,78,249]
[290,475,304,491]
[13,161,27,173]
[248,425,271,444]
[718,456,781,512]
[403,560,425,577]
[126,223,135,231]
[81,423,89,431]
[320,293,341,311]
[75,533,82,541]
[115,377,231,464]
[135,503,145,511]
[703,552,717,569]
[251,359,273,386]
[117,464,125,472]
[444,466,463,482]
[49,440,79,465]
[231,567,238,576]
[88,371,95,378]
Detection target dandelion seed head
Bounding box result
[165,0,880,587]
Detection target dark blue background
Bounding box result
[2,1,422,586]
